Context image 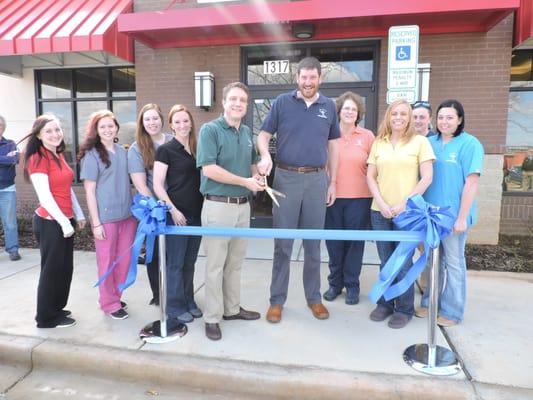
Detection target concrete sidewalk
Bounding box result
[0,244,532,399]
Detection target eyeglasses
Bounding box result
[412,101,432,111]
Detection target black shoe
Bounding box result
[323,287,342,302]
[205,323,221,340]
[109,308,128,320]
[61,309,72,317]
[149,297,160,306]
[9,250,21,261]
[369,305,393,322]
[388,312,411,329]
[222,307,260,321]
[345,287,359,305]
[56,316,76,328]
[121,301,128,310]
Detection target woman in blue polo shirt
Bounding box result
[417,99,484,327]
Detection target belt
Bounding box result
[205,194,248,204]
[276,163,325,173]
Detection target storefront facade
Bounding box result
[1,0,532,243]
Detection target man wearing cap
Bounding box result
[197,81,265,341]
[257,56,340,323]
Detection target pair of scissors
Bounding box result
[261,175,286,207]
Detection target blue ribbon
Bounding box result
[94,195,168,291]
[368,194,455,303]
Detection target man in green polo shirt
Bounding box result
[197,81,265,341]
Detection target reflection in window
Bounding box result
[40,70,72,99]
[112,100,137,146]
[75,68,107,98]
[507,91,533,147]
[112,68,136,97]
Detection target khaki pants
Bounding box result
[201,199,250,323]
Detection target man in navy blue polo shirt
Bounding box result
[257,57,340,323]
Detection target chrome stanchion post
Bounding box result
[139,215,187,344]
[158,233,167,338]
[403,246,462,375]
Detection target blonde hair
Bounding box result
[376,99,415,142]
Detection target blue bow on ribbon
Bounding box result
[94,194,168,291]
[368,194,455,303]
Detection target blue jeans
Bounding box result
[165,214,202,318]
[421,231,468,322]
[325,198,371,293]
[371,210,414,316]
[0,190,19,253]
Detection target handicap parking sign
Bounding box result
[396,46,411,61]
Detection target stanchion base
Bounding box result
[139,320,187,344]
[403,344,462,376]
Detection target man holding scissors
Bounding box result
[257,57,340,323]
[197,82,265,340]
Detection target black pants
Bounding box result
[33,215,74,328]
[146,237,160,300]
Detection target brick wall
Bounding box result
[134,42,241,128]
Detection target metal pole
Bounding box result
[139,226,186,343]
[158,233,167,338]
[427,246,439,367]
[403,243,461,375]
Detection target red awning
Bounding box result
[515,0,533,47]
[0,0,133,62]
[118,0,520,49]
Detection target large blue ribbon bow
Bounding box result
[368,194,455,303]
[94,194,168,291]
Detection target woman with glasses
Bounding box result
[416,99,484,327]
[323,92,374,305]
[412,101,436,138]
[128,104,173,306]
[367,99,435,329]
[153,104,203,325]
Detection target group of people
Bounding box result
[6,56,483,338]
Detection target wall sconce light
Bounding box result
[194,71,215,110]
[292,23,314,39]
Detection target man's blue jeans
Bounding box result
[421,231,468,322]
[0,190,19,253]
[370,210,414,316]
[325,197,371,293]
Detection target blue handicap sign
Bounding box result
[396,46,411,61]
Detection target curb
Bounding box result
[28,337,478,400]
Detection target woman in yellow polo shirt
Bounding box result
[366,98,435,329]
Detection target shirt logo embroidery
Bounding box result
[317,108,328,119]
[446,152,458,163]
[355,140,363,147]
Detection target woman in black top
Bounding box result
[153,104,203,325]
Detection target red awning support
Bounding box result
[514,0,533,47]
[118,0,520,49]
[0,0,133,62]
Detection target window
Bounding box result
[36,67,136,181]
[504,50,533,193]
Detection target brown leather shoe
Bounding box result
[266,305,282,323]
[308,303,329,320]
[205,323,221,340]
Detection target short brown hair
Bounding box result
[222,82,249,101]
[336,91,366,126]
[297,57,321,76]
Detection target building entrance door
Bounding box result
[242,41,380,226]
